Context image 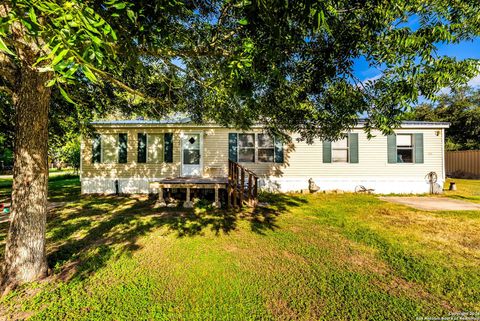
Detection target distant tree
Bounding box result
[56,133,80,173]
[0,93,14,170]
[409,86,480,150]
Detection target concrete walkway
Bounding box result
[379,197,480,211]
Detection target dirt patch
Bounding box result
[266,298,301,320]
[348,252,389,275]
[372,276,454,311]
[379,197,480,211]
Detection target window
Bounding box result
[118,133,128,163]
[102,134,119,163]
[138,133,166,163]
[92,133,101,164]
[137,133,147,163]
[238,133,255,162]
[235,133,279,163]
[332,137,348,163]
[257,134,274,162]
[396,134,413,163]
[147,134,164,163]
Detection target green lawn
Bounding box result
[444,178,480,203]
[0,178,479,320]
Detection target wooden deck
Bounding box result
[149,177,228,209]
[154,177,228,186]
[149,161,259,209]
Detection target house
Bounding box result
[80,119,449,195]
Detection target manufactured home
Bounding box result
[80,119,449,196]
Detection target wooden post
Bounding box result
[233,182,237,208]
[213,187,221,208]
[233,163,238,208]
[248,174,253,206]
[184,187,193,208]
[240,168,245,206]
[154,187,166,208]
[227,185,231,209]
[254,177,258,206]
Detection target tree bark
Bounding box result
[1,65,51,289]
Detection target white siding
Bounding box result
[81,125,445,194]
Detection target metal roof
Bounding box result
[357,120,450,127]
[91,117,192,125]
[90,119,449,128]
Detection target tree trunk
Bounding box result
[1,65,51,289]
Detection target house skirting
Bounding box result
[81,176,441,195]
[81,177,156,194]
[260,177,442,194]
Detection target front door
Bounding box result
[181,133,202,177]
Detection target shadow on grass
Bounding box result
[34,186,307,281]
[250,192,308,234]
[445,194,480,202]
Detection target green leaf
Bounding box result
[110,28,117,41]
[112,3,127,9]
[21,19,33,31]
[51,49,69,66]
[59,86,75,104]
[64,64,79,78]
[46,78,57,87]
[0,37,15,56]
[82,65,98,82]
[127,9,135,23]
[238,18,248,25]
[29,7,38,25]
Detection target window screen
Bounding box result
[147,134,164,163]
[102,134,118,163]
[396,134,413,163]
[238,134,255,162]
[332,137,349,163]
[257,134,274,162]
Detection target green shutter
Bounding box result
[414,133,424,164]
[137,133,147,163]
[387,134,397,163]
[92,133,101,164]
[274,136,284,163]
[348,133,359,163]
[322,141,332,163]
[228,133,238,162]
[118,133,128,163]
[164,133,173,163]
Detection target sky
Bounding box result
[353,33,480,88]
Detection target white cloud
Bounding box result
[467,74,480,87]
[362,73,382,83]
[437,74,480,95]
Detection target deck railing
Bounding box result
[227,160,259,208]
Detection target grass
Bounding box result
[444,178,480,203]
[0,177,479,320]
[0,170,76,194]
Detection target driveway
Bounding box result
[379,197,480,211]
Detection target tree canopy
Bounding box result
[2,1,480,140]
[1,0,480,287]
[408,86,480,151]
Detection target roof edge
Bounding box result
[90,119,450,128]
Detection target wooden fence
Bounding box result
[445,150,480,178]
